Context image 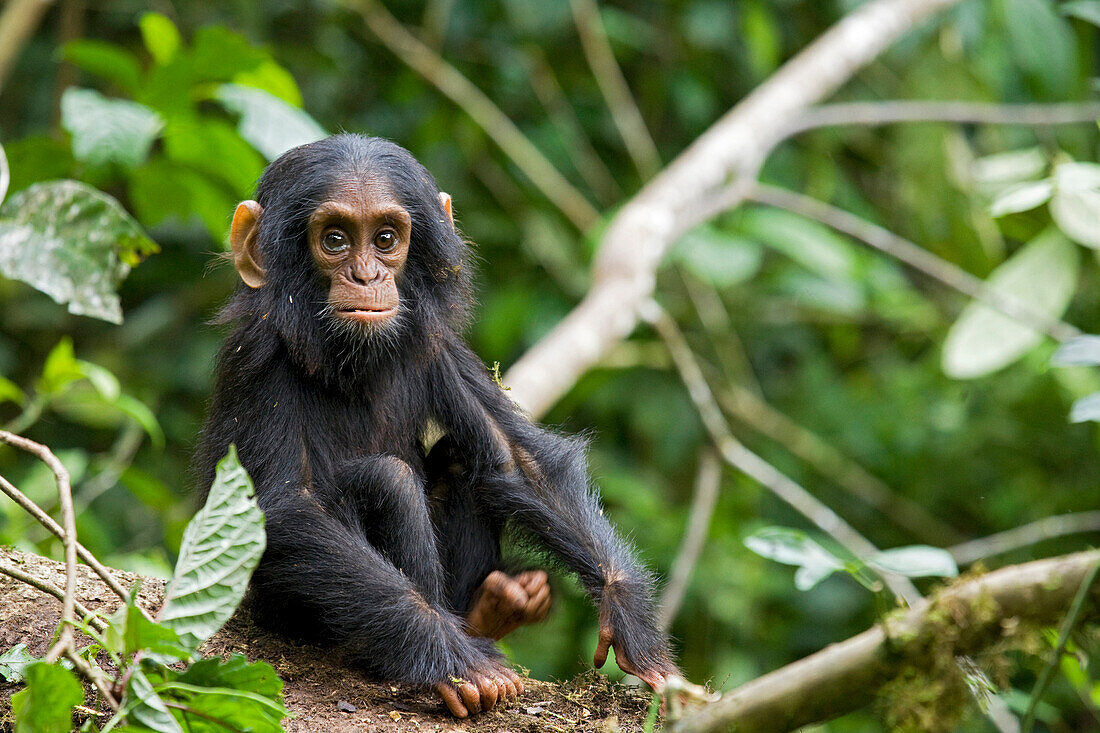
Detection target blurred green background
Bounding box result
[1,1,1098,729]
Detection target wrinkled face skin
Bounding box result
[307,177,412,335]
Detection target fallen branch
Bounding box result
[672,549,1100,733]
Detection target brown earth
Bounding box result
[0,546,653,732]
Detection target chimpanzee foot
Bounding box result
[465,569,551,640]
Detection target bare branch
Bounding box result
[0,0,53,94]
[506,0,967,416]
[950,511,1100,565]
[0,447,129,601]
[672,550,1100,733]
[644,302,920,604]
[659,449,720,631]
[0,431,78,663]
[745,183,1081,342]
[568,0,661,179]
[349,0,599,231]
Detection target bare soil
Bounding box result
[0,546,653,732]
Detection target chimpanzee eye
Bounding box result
[321,230,349,253]
[375,230,398,252]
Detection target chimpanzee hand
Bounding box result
[592,597,679,692]
[433,660,525,718]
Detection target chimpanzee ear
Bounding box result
[438,192,454,231]
[230,200,267,289]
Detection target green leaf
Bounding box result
[738,207,859,281]
[670,224,763,288]
[61,41,143,94]
[0,644,37,683]
[61,88,165,170]
[989,180,1053,217]
[0,376,26,407]
[104,593,192,661]
[1050,162,1100,249]
[155,656,289,733]
[744,527,844,590]
[38,337,83,395]
[942,229,1079,379]
[191,26,268,82]
[162,117,265,197]
[214,84,326,161]
[113,394,165,450]
[1062,0,1100,27]
[123,667,183,733]
[11,662,84,733]
[233,59,304,107]
[139,13,181,65]
[1051,335,1100,366]
[0,181,157,323]
[158,447,265,649]
[1069,392,1100,423]
[971,147,1048,186]
[1003,0,1077,97]
[127,159,236,243]
[868,546,959,578]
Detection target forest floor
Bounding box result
[0,547,653,732]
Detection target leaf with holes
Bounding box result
[0,181,158,323]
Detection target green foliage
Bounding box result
[0,644,36,683]
[158,446,265,650]
[61,88,164,170]
[0,181,156,323]
[214,84,327,162]
[10,663,83,733]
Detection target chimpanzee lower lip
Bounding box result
[338,307,396,322]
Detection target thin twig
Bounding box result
[0,450,129,601]
[744,183,1081,342]
[66,648,120,711]
[779,100,1100,142]
[642,302,921,604]
[0,432,78,663]
[950,511,1100,565]
[0,0,53,94]
[350,0,600,231]
[568,0,661,179]
[1020,560,1100,733]
[659,449,721,631]
[0,562,106,632]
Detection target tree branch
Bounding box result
[0,0,53,94]
[672,550,1100,733]
[568,0,661,179]
[349,0,599,231]
[950,511,1100,565]
[505,0,967,417]
[0,562,104,632]
[658,449,720,631]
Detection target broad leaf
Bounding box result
[989,180,1053,217]
[670,224,763,288]
[739,207,858,281]
[215,84,326,161]
[0,644,37,683]
[104,595,192,662]
[868,546,958,578]
[971,147,1047,186]
[11,662,83,733]
[158,446,265,650]
[1004,0,1077,97]
[1069,392,1100,423]
[153,655,289,732]
[0,377,25,407]
[124,668,183,733]
[1051,335,1100,367]
[61,41,143,94]
[61,88,164,170]
[139,12,181,65]
[0,181,158,323]
[1062,0,1100,27]
[744,527,843,590]
[1050,162,1100,249]
[942,229,1079,379]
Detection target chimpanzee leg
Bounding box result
[424,437,502,616]
[331,454,446,606]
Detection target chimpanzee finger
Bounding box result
[475,673,499,710]
[526,582,551,619]
[518,569,548,594]
[502,666,525,696]
[458,681,481,714]
[434,682,469,718]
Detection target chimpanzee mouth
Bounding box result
[337,307,397,323]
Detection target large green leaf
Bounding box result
[158,446,265,650]
[61,88,164,170]
[152,655,289,732]
[1050,162,1100,249]
[738,207,859,281]
[11,662,84,733]
[0,644,36,683]
[214,84,326,161]
[139,12,181,65]
[123,668,183,733]
[942,229,1079,379]
[0,181,158,323]
[867,546,958,578]
[1003,0,1077,97]
[61,41,143,94]
[743,527,844,591]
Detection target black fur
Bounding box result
[195,134,674,687]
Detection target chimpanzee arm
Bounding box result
[427,344,677,686]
